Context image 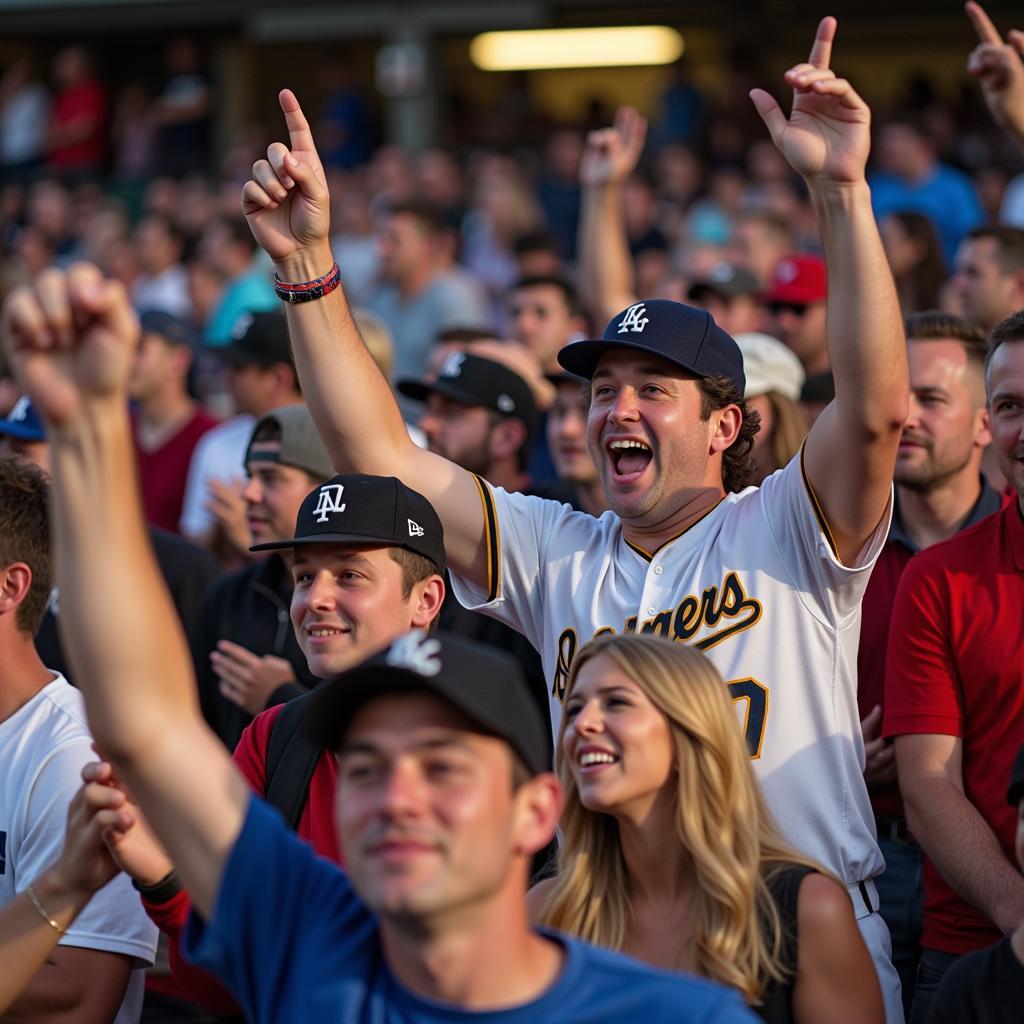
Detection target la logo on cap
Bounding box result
[439,352,466,378]
[617,303,649,334]
[387,630,441,676]
[313,483,346,523]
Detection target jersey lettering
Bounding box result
[551,628,578,702]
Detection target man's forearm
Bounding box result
[274,241,414,475]
[49,401,198,761]
[810,180,907,434]
[578,186,635,324]
[905,777,1024,933]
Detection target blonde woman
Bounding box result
[530,634,883,1023]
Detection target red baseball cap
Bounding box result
[765,254,827,305]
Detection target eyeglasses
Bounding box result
[769,301,810,318]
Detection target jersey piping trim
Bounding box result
[622,500,725,563]
[799,442,840,560]
[472,473,501,602]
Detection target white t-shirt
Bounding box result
[0,676,158,1023]
[179,414,255,536]
[449,454,890,888]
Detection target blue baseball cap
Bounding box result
[0,395,45,442]
[557,299,745,394]
[139,309,197,349]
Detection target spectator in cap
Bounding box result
[688,263,767,338]
[193,404,335,750]
[734,332,808,484]
[546,371,607,518]
[180,311,301,553]
[765,254,830,376]
[929,740,1024,1024]
[0,393,220,697]
[130,309,219,534]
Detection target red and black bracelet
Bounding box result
[273,262,341,303]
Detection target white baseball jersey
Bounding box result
[449,453,889,888]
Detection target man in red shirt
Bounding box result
[885,308,1024,1024]
[89,472,447,1016]
[130,311,218,533]
[857,311,998,1015]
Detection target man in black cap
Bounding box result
[928,740,1024,1024]
[398,351,540,495]
[129,309,218,533]
[240,21,908,1015]
[687,263,767,338]
[181,311,302,549]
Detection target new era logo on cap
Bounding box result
[408,519,424,537]
[617,303,650,334]
[313,483,346,523]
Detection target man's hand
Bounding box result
[966,1,1024,144]
[750,17,870,187]
[579,106,648,189]
[49,781,125,900]
[1,264,139,428]
[81,760,175,888]
[205,477,251,556]
[210,640,296,715]
[241,89,332,275]
[861,704,898,787]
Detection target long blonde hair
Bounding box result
[540,634,833,1004]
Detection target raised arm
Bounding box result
[576,106,647,325]
[966,2,1024,149]
[751,17,907,566]
[1,265,249,919]
[241,90,487,585]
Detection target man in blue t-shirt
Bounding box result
[1,265,756,1022]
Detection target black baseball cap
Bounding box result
[557,299,745,394]
[250,472,446,572]
[1008,741,1024,807]
[397,352,538,434]
[219,312,294,368]
[304,630,551,776]
[687,263,761,303]
[139,309,197,349]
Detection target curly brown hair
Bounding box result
[697,375,761,493]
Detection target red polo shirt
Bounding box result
[884,495,1024,956]
[858,483,1003,819]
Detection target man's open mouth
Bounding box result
[607,438,653,478]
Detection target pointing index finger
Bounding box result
[808,15,837,70]
[279,88,318,156]
[966,1,1003,45]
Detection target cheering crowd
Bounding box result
[0,4,1022,1023]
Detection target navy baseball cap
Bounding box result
[397,352,537,433]
[251,473,446,572]
[139,309,197,349]
[304,630,551,776]
[0,395,45,441]
[557,299,745,394]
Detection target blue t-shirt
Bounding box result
[184,797,758,1023]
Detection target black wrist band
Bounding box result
[132,869,182,903]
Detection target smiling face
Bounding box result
[336,692,546,921]
[289,544,434,678]
[585,349,720,524]
[561,653,674,821]
[986,339,1024,500]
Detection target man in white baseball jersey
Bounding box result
[240,18,908,1018]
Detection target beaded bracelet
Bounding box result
[273,262,342,304]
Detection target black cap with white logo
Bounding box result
[397,352,538,433]
[304,630,551,776]
[250,473,446,572]
[557,299,745,394]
